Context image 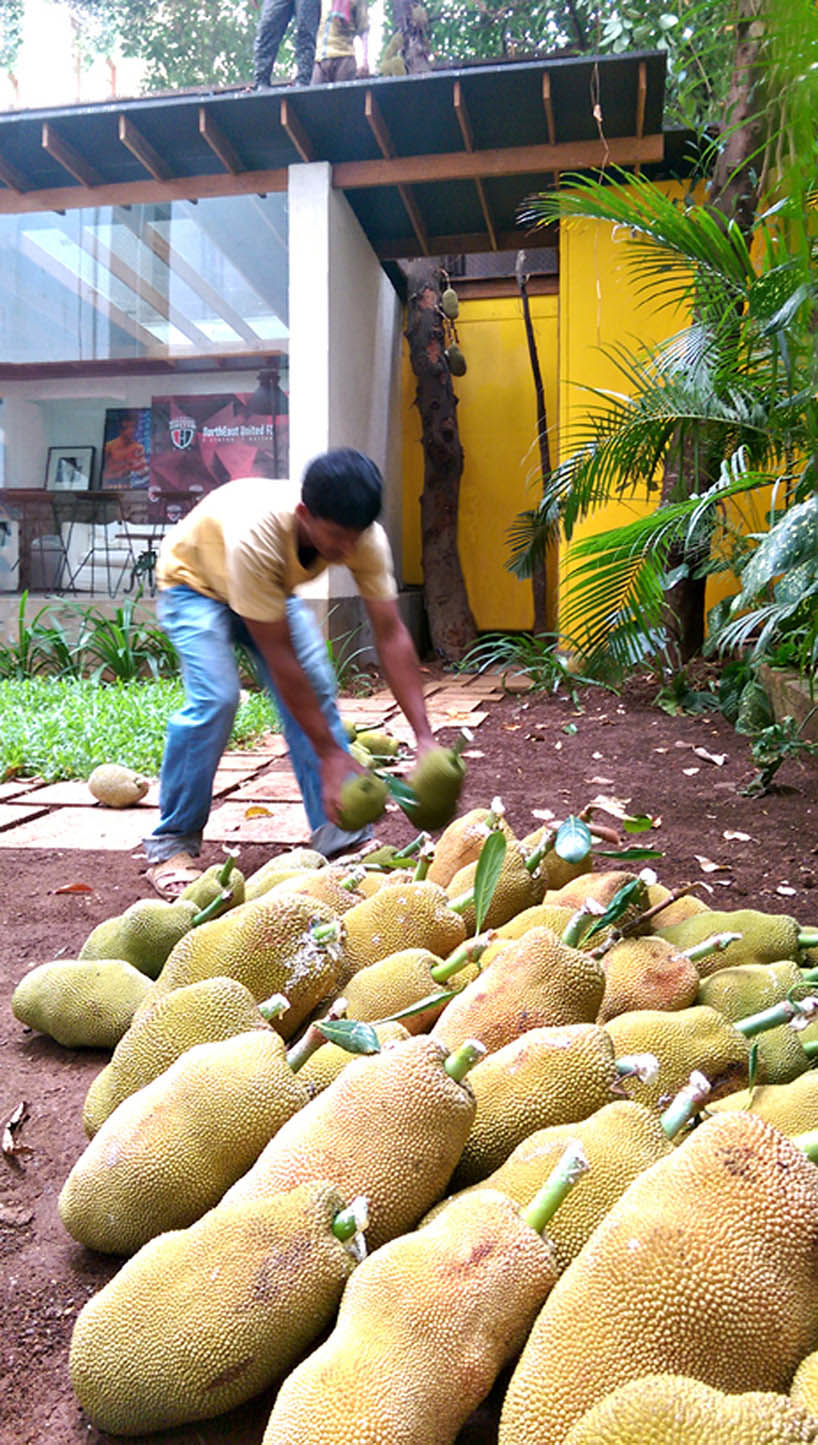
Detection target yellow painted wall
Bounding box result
[401,293,559,631]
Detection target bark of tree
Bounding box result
[516,251,550,635]
[662,0,767,661]
[405,260,477,661]
[392,0,431,72]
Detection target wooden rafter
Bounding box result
[376,226,557,260]
[333,133,663,189]
[41,122,102,188]
[635,61,647,176]
[365,90,428,256]
[542,72,560,190]
[81,226,212,350]
[118,115,172,183]
[452,81,497,251]
[199,107,243,175]
[280,99,315,163]
[0,165,288,217]
[20,230,162,353]
[0,150,28,193]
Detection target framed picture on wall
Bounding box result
[45,446,95,491]
[100,407,151,490]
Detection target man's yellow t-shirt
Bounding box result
[156,478,397,623]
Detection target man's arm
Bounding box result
[243,615,360,826]
[364,597,436,753]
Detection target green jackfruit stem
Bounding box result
[430,932,495,984]
[332,1195,369,1242]
[682,931,743,964]
[395,833,427,860]
[561,909,595,949]
[735,994,818,1038]
[522,1140,590,1236]
[216,854,236,887]
[660,1070,711,1139]
[311,920,344,946]
[803,1039,818,1060]
[799,931,818,950]
[413,840,435,882]
[794,1130,818,1164]
[802,968,818,984]
[443,1038,487,1082]
[341,869,366,891]
[524,834,556,875]
[191,889,233,927]
[285,998,347,1072]
[258,993,289,1022]
[614,1053,660,1084]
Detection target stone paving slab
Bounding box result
[204,801,310,845]
[0,805,161,849]
[0,803,52,832]
[229,774,304,803]
[0,779,43,801]
[427,710,488,730]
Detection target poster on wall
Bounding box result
[100,408,151,489]
[149,391,289,520]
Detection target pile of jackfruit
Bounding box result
[12,798,818,1443]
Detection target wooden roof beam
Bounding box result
[281,99,315,163]
[0,165,288,217]
[333,133,663,189]
[376,225,558,260]
[41,122,103,188]
[199,106,244,175]
[635,61,647,176]
[452,80,497,251]
[0,150,29,194]
[118,114,173,182]
[364,90,428,256]
[541,73,560,191]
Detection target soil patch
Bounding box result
[2,671,816,1444]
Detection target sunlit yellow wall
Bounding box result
[401,293,558,630]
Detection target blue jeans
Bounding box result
[145,585,352,862]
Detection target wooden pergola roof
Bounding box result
[0,51,680,261]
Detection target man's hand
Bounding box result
[321,744,366,826]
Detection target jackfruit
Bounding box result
[81,975,281,1137]
[338,770,388,830]
[499,1112,818,1445]
[79,897,199,979]
[698,960,809,1084]
[546,870,651,930]
[133,891,342,1039]
[262,1185,562,1445]
[336,880,466,985]
[342,937,487,1033]
[647,887,711,930]
[563,1374,818,1444]
[441,285,460,319]
[243,847,327,903]
[451,1023,621,1187]
[179,853,245,913]
[268,864,364,914]
[381,54,406,75]
[401,746,466,831]
[352,866,415,897]
[348,739,376,769]
[659,907,817,973]
[354,729,399,757]
[220,1034,479,1249]
[446,343,467,376]
[431,926,605,1056]
[69,1181,358,1435]
[708,1070,818,1135]
[446,839,544,932]
[87,762,149,808]
[605,1004,753,1108]
[12,958,151,1049]
[297,1021,410,1094]
[341,717,359,740]
[59,1030,311,1254]
[597,936,701,1023]
[427,804,515,887]
[793,1353,818,1415]
[477,901,577,967]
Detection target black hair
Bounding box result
[301,448,383,531]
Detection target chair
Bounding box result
[51,493,134,598]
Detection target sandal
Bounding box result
[145,852,203,901]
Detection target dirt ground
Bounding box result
[2,670,817,1445]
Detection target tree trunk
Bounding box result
[516,252,550,635]
[392,0,431,72]
[405,260,477,662]
[662,0,767,660]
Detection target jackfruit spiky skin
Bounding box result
[69,1181,354,1436]
[698,960,809,1084]
[427,809,518,888]
[59,1030,310,1254]
[402,747,466,831]
[341,717,359,740]
[180,860,245,913]
[707,1070,818,1135]
[342,946,479,1034]
[268,866,364,914]
[78,898,199,979]
[793,1353,818,1415]
[451,1024,619,1188]
[545,870,647,912]
[352,867,415,897]
[132,892,341,1039]
[243,848,327,903]
[605,1004,754,1109]
[220,1035,476,1250]
[446,845,544,932]
[81,975,273,1137]
[477,902,577,968]
[431,927,605,1056]
[87,762,150,808]
[520,825,594,892]
[297,1021,410,1094]
[422,1100,672,1273]
[354,729,399,757]
[337,881,466,986]
[500,1111,818,1445]
[647,887,711,930]
[338,771,388,830]
[262,1188,558,1445]
[597,936,700,1024]
[658,908,802,973]
[11,958,151,1049]
[563,1375,818,1444]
